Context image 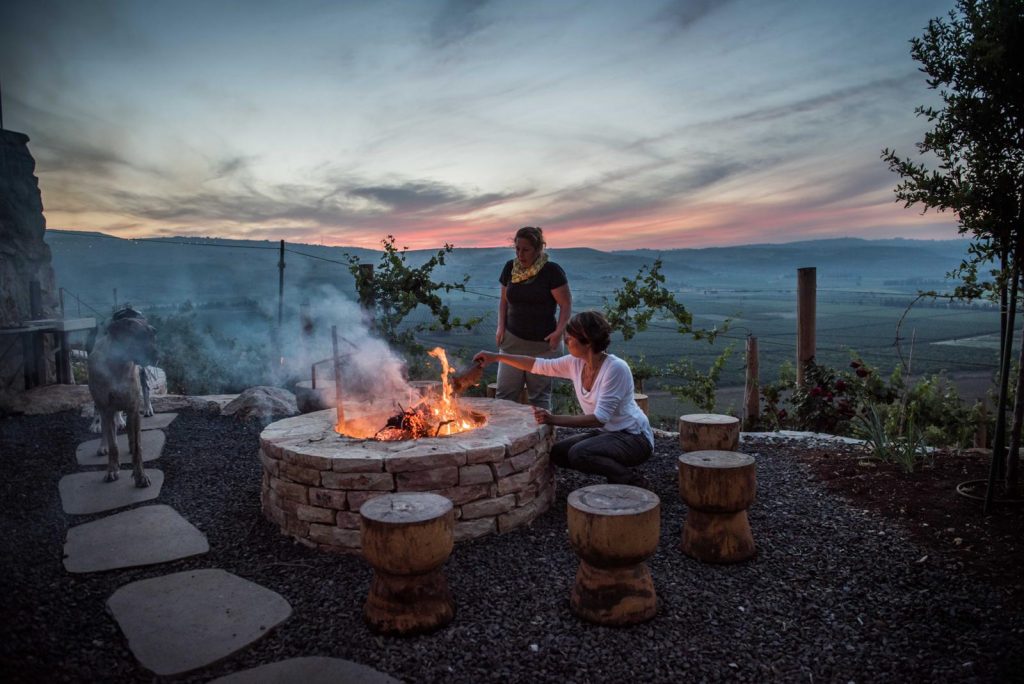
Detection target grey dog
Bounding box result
[87,314,158,486]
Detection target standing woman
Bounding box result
[475,311,653,487]
[495,226,572,409]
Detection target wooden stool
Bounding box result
[567,484,660,625]
[678,450,756,563]
[360,493,455,635]
[486,382,529,404]
[679,413,740,452]
[634,393,649,415]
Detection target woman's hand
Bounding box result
[532,407,552,425]
[544,330,562,351]
[473,351,498,367]
[495,325,505,347]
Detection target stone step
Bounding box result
[141,412,177,430]
[75,429,166,467]
[58,469,164,515]
[63,504,208,573]
[107,569,292,677]
[209,657,401,683]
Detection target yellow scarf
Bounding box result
[511,252,549,284]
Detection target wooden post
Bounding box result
[567,484,660,625]
[744,336,759,430]
[331,326,345,429]
[277,240,285,328]
[974,401,988,449]
[797,267,816,387]
[360,493,455,635]
[29,280,46,385]
[678,451,757,563]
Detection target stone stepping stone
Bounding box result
[209,657,401,684]
[107,569,292,677]
[63,504,208,573]
[141,412,177,431]
[75,430,166,467]
[58,469,164,515]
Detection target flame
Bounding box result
[334,346,481,440]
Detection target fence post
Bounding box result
[278,240,286,328]
[744,335,759,430]
[332,325,345,429]
[797,267,816,387]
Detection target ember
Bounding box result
[334,346,484,440]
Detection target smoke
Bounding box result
[278,284,416,411]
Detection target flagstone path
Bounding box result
[61,409,398,681]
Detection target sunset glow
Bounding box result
[1,0,959,250]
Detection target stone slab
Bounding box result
[107,568,292,677]
[141,412,177,430]
[59,469,164,515]
[63,504,208,573]
[209,657,401,684]
[75,429,166,466]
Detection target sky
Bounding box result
[0,0,964,251]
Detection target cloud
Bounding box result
[655,0,729,33]
[429,0,493,49]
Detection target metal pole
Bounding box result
[278,240,285,328]
[796,267,816,387]
[59,287,65,318]
[331,326,345,429]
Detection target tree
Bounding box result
[881,0,1024,504]
[603,258,730,414]
[346,236,482,361]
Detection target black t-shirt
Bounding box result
[499,260,569,342]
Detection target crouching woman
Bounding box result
[474,310,654,487]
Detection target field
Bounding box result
[406,284,1005,428]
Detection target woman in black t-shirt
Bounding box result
[496,226,572,409]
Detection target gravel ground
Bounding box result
[1,410,1022,683]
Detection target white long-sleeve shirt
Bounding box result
[531,354,654,447]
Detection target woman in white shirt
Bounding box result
[474,311,654,487]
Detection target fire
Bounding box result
[334,346,483,440]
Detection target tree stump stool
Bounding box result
[567,484,660,625]
[634,393,649,415]
[360,492,455,635]
[679,413,740,452]
[678,450,756,563]
[486,382,529,404]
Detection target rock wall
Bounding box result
[0,129,59,393]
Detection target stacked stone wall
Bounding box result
[259,398,556,552]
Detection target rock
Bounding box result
[0,130,60,394]
[0,383,91,415]
[222,386,299,423]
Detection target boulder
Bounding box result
[1,384,92,415]
[221,386,298,423]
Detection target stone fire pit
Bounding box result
[259,397,555,552]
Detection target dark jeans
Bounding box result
[550,429,653,484]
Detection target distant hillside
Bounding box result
[46,230,973,314]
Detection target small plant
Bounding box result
[855,403,928,473]
[663,346,733,413]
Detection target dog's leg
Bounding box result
[89,403,102,434]
[141,368,154,417]
[127,409,149,488]
[103,410,120,482]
